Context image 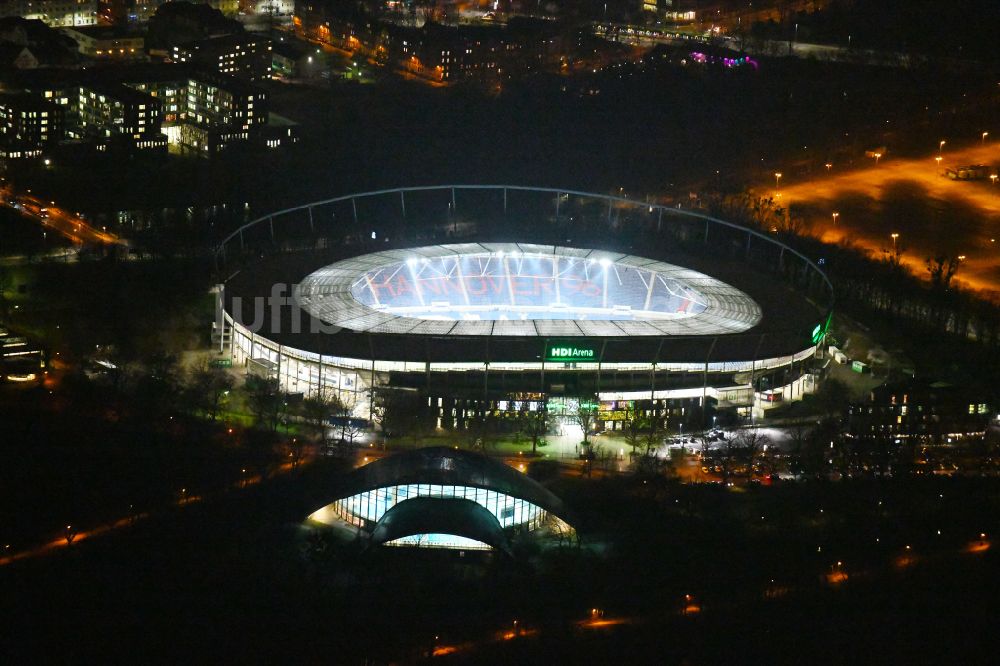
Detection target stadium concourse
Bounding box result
[215,186,833,432]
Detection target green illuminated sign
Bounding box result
[811,312,833,345]
[545,342,598,363]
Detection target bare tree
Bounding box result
[465,411,501,453]
[732,427,771,483]
[643,410,664,457]
[335,394,364,446]
[926,254,960,291]
[246,376,286,432]
[299,393,343,443]
[372,386,429,445]
[518,401,549,455]
[187,359,233,421]
[622,403,643,460]
[572,395,600,447]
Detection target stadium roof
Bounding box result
[295,243,762,337]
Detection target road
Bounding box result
[1,184,122,247]
[775,142,1000,295]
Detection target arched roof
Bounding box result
[333,447,571,523]
[369,497,512,556]
[295,243,761,337]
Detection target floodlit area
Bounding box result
[778,142,1000,294]
[352,252,708,321]
[296,243,763,336]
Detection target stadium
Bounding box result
[216,186,833,431]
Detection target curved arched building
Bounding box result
[307,447,574,553]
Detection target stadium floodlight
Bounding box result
[406,257,418,267]
[599,257,611,268]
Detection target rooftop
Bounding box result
[296,243,762,338]
[63,26,143,40]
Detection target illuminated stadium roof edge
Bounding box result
[295,243,763,338]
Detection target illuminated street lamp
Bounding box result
[939,140,946,155]
[983,132,989,144]
[991,174,998,185]
[873,152,882,164]
[891,233,899,253]
[774,172,782,191]
[825,163,832,172]
[832,212,839,225]
[935,156,942,168]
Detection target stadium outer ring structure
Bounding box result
[214,185,834,424]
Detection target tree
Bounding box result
[882,239,906,270]
[732,427,771,483]
[787,420,810,459]
[643,409,664,457]
[717,427,771,484]
[186,360,233,421]
[464,410,500,453]
[517,401,549,455]
[335,394,364,446]
[246,375,285,431]
[300,393,343,443]
[622,403,644,459]
[926,254,960,291]
[798,416,841,479]
[283,436,305,467]
[572,395,600,447]
[816,378,851,415]
[131,352,182,420]
[594,442,615,472]
[371,386,428,444]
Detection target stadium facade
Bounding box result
[216,186,833,430]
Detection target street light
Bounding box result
[983,132,989,144]
[891,233,899,253]
[991,174,998,185]
[939,140,946,154]
[873,152,882,164]
[774,172,782,191]
[825,163,832,172]
[935,156,942,168]
[832,212,839,225]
